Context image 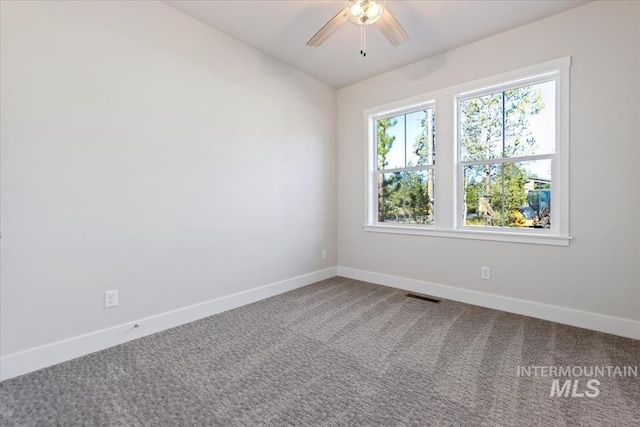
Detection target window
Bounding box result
[364,57,571,246]
[375,106,435,225]
[458,78,556,230]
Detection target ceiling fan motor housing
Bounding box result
[346,0,386,26]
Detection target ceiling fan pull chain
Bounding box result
[362,25,367,57]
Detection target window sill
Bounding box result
[363,224,572,246]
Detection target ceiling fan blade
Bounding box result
[306,9,348,47]
[375,8,409,47]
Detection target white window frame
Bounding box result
[365,100,436,227]
[364,57,571,246]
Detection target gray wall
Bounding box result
[0,0,337,357]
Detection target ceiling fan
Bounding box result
[307,0,408,56]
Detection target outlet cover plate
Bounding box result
[105,290,118,308]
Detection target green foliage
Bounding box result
[465,181,481,215]
[381,171,432,224]
[460,88,543,162]
[488,163,528,226]
[404,171,432,224]
[376,118,397,221]
[377,118,397,169]
[413,110,436,166]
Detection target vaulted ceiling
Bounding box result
[163,0,588,88]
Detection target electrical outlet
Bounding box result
[481,267,491,280]
[105,290,118,308]
[321,249,327,260]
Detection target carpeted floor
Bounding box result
[1,277,639,426]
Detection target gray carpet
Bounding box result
[1,277,639,426]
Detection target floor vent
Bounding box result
[406,293,440,303]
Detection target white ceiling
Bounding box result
[163,0,588,88]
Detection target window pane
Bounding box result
[463,160,551,228]
[406,109,435,167]
[506,80,556,156]
[460,92,503,162]
[460,80,555,162]
[377,108,435,170]
[378,170,434,225]
[377,115,405,170]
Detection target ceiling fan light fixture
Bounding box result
[346,0,386,26]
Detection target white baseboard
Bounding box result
[4,265,636,381]
[337,266,640,341]
[0,267,337,381]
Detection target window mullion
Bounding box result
[435,94,455,230]
[381,165,434,173]
[460,153,554,167]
